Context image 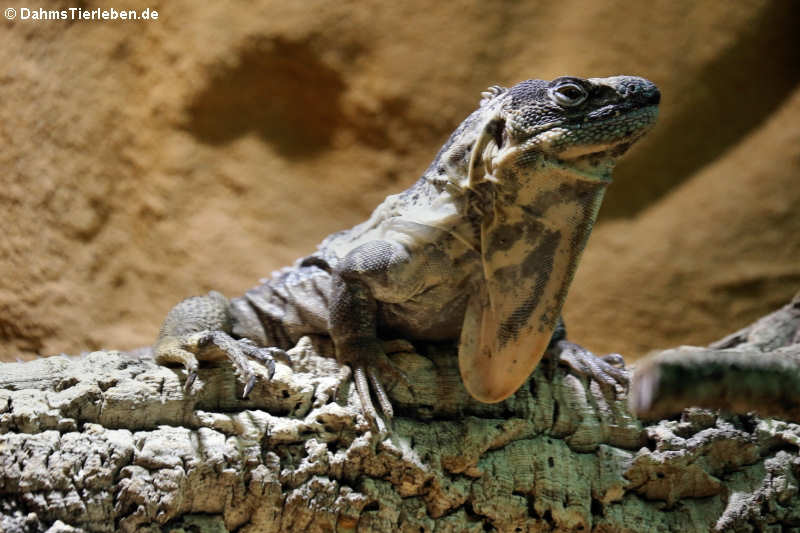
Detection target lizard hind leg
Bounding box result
[154,291,276,397]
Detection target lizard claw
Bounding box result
[153,333,202,393]
[253,346,279,380]
[238,340,280,382]
[353,365,390,434]
[184,369,197,392]
[242,374,257,399]
[552,340,629,393]
[224,339,281,398]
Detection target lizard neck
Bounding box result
[481,161,609,327]
[521,160,608,275]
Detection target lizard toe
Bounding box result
[353,365,389,434]
[367,365,394,420]
[238,341,281,380]
[184,369,198,393]
[553,340,630,394]
[600,353,626,368]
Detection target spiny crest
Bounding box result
[480,85,508,107]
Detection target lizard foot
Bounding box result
[550,339,629,393]
[338,340,411,434]
[154,331,278,398]
[352,363,392,434]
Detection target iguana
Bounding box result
[155,75,660,431]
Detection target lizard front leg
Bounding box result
[329,240,415,432]
[154,291,277,397]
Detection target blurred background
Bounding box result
[1,0,799,362]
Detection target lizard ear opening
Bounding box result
[467,117,506,188]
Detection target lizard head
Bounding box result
[453,77,659,405]
[465,76,660,187]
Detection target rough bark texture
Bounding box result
[3,303,800,532]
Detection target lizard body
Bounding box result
[155,75,659,429]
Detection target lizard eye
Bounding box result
[550,82,588,107]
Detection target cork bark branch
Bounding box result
[630,292,800,423]
[2,299,800,532]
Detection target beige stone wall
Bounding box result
[2,0,798,360]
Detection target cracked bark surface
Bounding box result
[2,302,800,532]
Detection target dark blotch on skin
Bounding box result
[495,228,561,348]
[491,264,520,288]
[524,182,602,219]
[567,182,604,256]
[498,167,522,205]
[485,223,524,260]
[528,184,572,217]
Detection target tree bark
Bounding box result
[631,291,800,423]
[2,300,800,532]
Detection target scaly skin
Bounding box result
[155,75,660,432]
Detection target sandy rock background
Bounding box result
[1,0,799,362]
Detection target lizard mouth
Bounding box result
[557,141,627,159]
[555,104,658,161]
[557,139,638,162]
[502,104,659,168]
